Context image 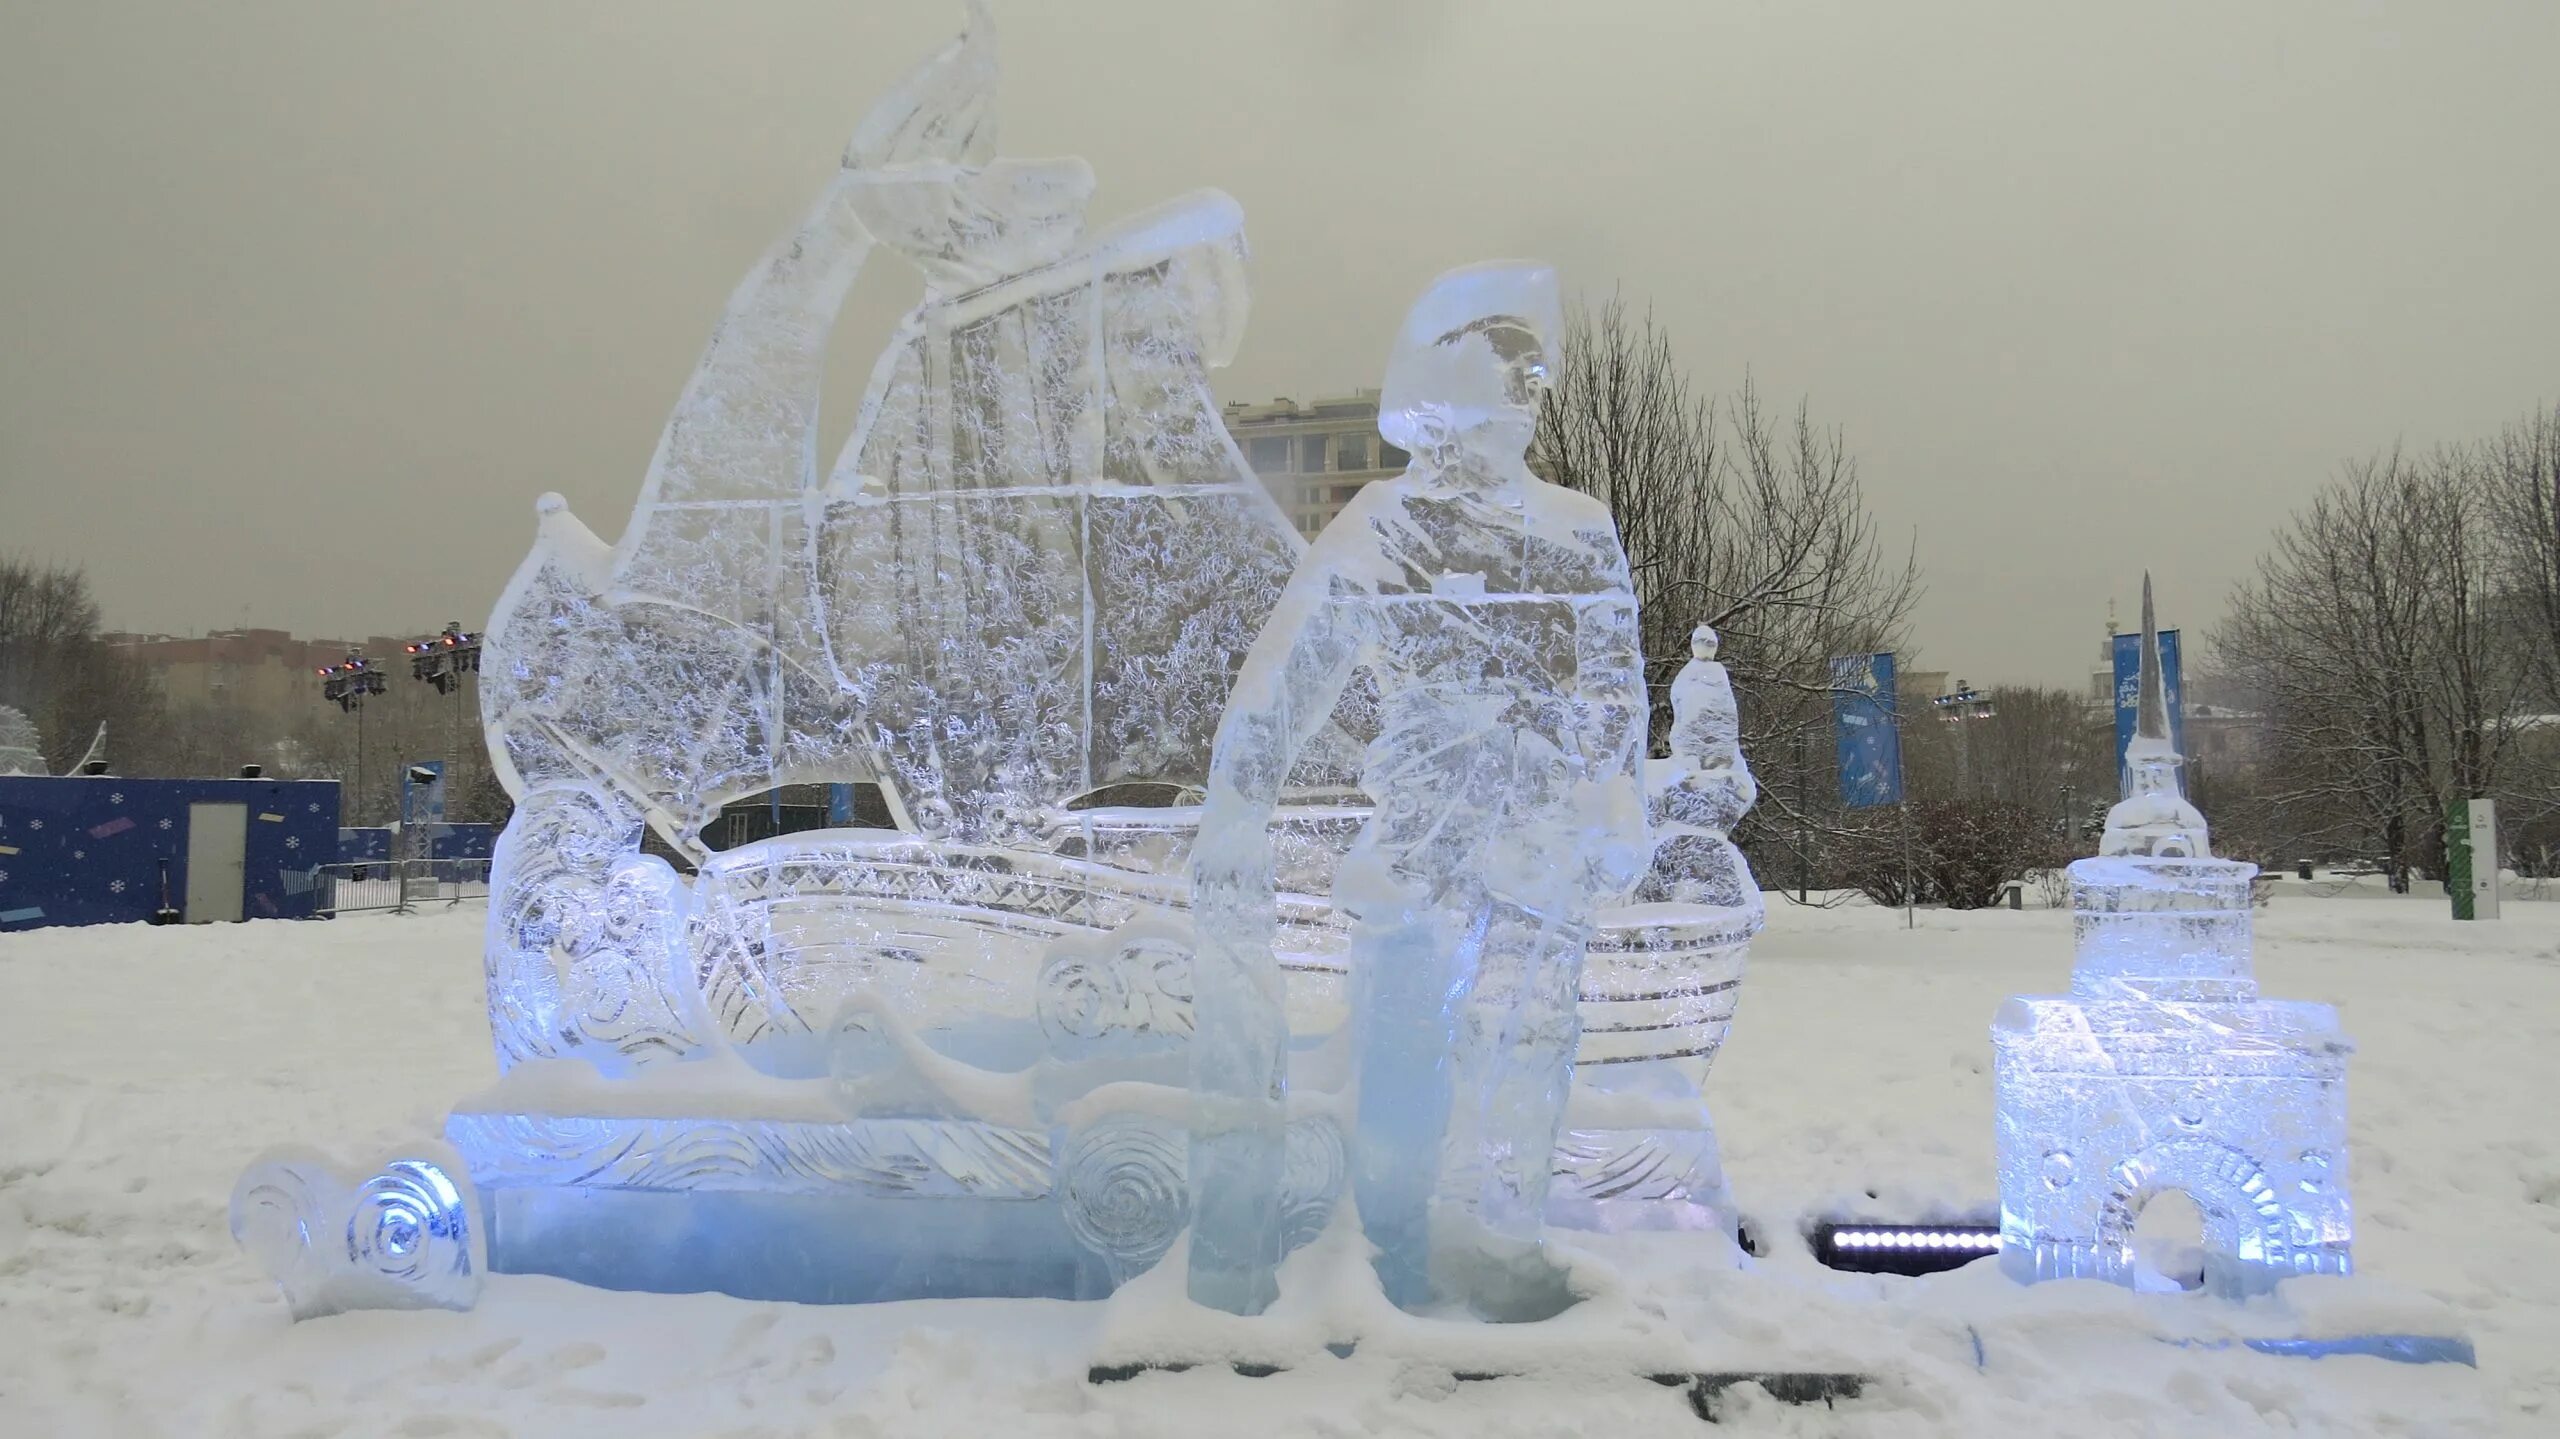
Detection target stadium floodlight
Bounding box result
[403,622,482,696]
[316,650,387,713]
[1932,681,1999,795]
[315,648,388,824]
[1931,683,1997,724]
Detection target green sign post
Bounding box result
[2448,797,2499,921]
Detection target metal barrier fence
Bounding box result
[314,858,492,916]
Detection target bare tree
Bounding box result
[2483,403,2560,711]
[0,557,166,773]
[2457,403,2560,856]
[1960,685,2115,832]
[1837,794,2066,909]
[2213,447,2533,887]
[1531,296,1920,897]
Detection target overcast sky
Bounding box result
[3,1,2554,686]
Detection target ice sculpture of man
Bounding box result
[1189,262,1648,1319]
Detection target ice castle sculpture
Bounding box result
[233,4,1761,1318]
[1994,578,2353,1298]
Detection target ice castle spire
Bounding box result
[2133,574,2171,747]
[2099,573,2210,860]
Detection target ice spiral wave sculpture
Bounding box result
[1060,1114,1189,1281]
[230,1146,483,1320]
[1057,1113,1348,1286]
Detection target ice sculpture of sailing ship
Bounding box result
[420,6,1762,1307]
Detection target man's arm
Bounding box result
[1184,539,1368,1314]
[1571,507,1652,903]
[1193,553,1367,915]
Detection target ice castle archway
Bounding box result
[2094,1140,2295,1296]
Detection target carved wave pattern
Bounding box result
[1550,1128,1719,1204]
[1058,1113,1187,1280]
[446,1111,1055,1199]
[485,785,701,1072]
[692,838,1331,1045]
[1036,926,1194,1048]
[1278,1115,1347,1250]
[690,833,1748,1066]
[1054,1112,1345,1281]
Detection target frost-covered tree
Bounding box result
[2214,446,2535,886]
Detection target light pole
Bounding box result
[1793,724,1810,904]
[317,649,387,823]
[1932,682,1997,795]
[403,622,481,815]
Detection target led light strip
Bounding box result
[1827,1228,2002,1252]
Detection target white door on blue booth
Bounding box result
[184,802,247,923]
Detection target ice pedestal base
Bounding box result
[444,1100,1129,1305]
[483,1186,1111,1304]
[446,1108,1732,1305]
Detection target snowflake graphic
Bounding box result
[0,870,9,884]
[109,792,124,805]
[158,817,173,830]
[284,836,301,851]
[72,850,84,860]
[108,879,126,895]
[308,802,321,813]
[27,819,41,831]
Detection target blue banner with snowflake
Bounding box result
[1830,652,1906,808]
[0,777,340,929]
[2110,628,2186,783]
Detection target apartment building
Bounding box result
[1220,390,1409,539]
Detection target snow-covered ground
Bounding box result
[2,887,2551,1435]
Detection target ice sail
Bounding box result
[482,0,1321,854]
[479,7,1009,850]
[814,189,1307,842]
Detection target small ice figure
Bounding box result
[1994,577,2353,1298]
[1639,625,1760,910]
[1190,262,1648,1319]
